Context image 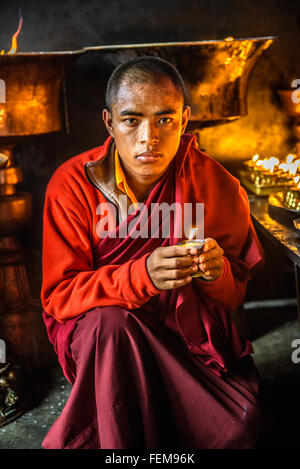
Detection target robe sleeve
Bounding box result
[194,255,248,312]
[41,190,160,324]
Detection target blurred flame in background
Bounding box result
[1,14,23,55]
[246,152,300,188]
[0,13,23,131]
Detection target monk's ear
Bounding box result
[102,108,114,137]
[181,106,191,135]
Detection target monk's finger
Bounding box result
[202,238,223,255]
[199,246,223,263]
[164,255,199,270]
[164,264,199,279]
[202,267,223,279]
[147,249,197,290]
[199,256,224,272]
[159,245,191,258]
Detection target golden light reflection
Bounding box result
[188,38,274,122]
[0,105,6,130]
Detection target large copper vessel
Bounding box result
[84,37,275,125]
[0,37,275,137]
[0,52,77,137]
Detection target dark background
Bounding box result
[0,0,300,301]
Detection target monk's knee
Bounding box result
[87,306,139,339]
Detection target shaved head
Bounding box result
[105,56,187,113]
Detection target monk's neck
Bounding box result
[126,174,159,202]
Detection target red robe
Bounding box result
[41,134,265,448]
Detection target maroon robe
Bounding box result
[42,134,264,449]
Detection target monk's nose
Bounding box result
[139,122,159,147]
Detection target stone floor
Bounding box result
[0,305,300,449]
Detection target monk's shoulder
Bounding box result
[189,143,241,191]
[48,146,100,187]
[44,141,111,212]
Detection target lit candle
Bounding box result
[178,228,205,277]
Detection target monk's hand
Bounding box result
[146,245,199,290]
[194,237,224,281]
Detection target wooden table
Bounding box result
[248,192,300,319]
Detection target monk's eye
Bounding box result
[159,117,173,125]
[123,118,138,126]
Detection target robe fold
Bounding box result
[41,134,265,449]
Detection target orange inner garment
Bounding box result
[114,148,138,206]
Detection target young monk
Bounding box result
[41,56,265,449]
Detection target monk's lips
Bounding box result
[136,153,161,162]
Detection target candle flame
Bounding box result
[279,160,298,176]
[246,151,300,189]
[188,228,198,240]
[286,153,296,165]
[255,157,279,172]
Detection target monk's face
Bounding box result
[103,77,190,184]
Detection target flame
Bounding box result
[286,153,296,164]
[294,176,300,189]
[278,153,299,176]
[188,228,197,241]
[255,157,279,172]
[248,151,300,182]
[1,14,23,55]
